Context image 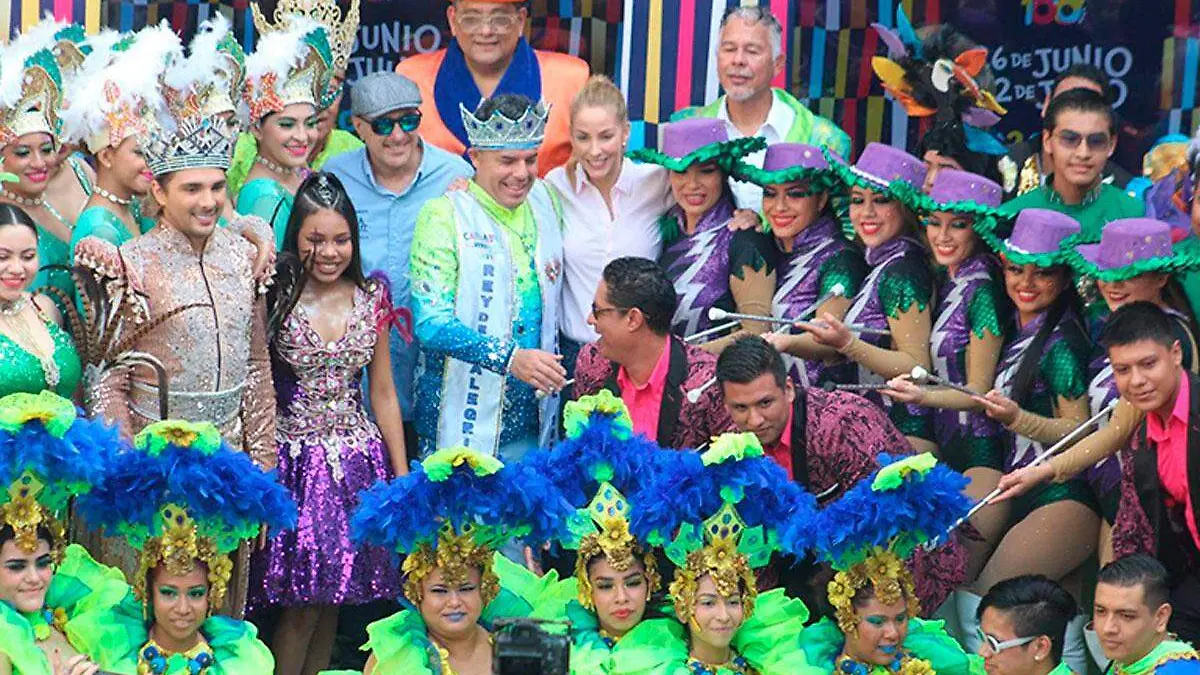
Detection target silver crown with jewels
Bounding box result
[141,116,234,177]
[459,100,550,151]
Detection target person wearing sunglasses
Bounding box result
[977,575,1080,675]
[325,71,473,445]
[1001,88,1143,240]
[396,0,589,176]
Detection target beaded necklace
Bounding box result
[686,652,756,674]
[835,649,934,675]
[26,606,68,642]
[138,636,215,675]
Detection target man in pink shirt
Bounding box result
[573,257,734,449]
[1108,302,1200,643]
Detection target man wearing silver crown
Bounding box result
[410,94,567,460]
[80,114,277,472]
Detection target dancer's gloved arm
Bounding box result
[1048,398,1142,482]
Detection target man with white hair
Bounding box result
[673,6,850,211]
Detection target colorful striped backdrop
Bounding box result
[5,0,1198,157]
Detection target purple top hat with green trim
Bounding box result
[826,142,927,197]
[629,118,765,172]
[734,142,837,189]
[1067,217,1200,281]
[927,169,1003,208]
[912,168,1008,236]
[986,208,1081,267]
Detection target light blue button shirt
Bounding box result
[325,142,474,419]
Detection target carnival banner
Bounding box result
[4,0,1197,167]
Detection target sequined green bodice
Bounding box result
[0,318,81,398]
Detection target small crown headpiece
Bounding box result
[252,0,359,76]
[141,116,235,177]
[0,46,63,148]
[460,100,551,151]
[243,17,335,123]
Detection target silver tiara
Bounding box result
[459,100,550,151]
[141,116,234,177]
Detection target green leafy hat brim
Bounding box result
[827,153,923,213]
[730,160,838,191]
[1063,236,1200,282]
[979,229,1067,268]
[901,183,1010,221]
[628,136,767,173]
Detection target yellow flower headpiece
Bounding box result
[134,503,234,617]
[1,472,66,555]
[572,482,660,610]
[827,547,919,635]
[670,502,758,624]
[401,522,500,606]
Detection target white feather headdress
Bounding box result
[242,16,333,123]
[60,22,182,153]
[0,29,63,147]
[167,13,246,120]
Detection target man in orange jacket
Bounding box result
[397,0,589,176]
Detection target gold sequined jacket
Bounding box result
[84,224,276,469]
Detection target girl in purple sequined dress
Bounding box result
[250,173,408,675]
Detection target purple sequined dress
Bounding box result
[250,281,402,607]
[1085,353,1122,523]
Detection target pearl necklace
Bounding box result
[94,185,132,206]
[0,188,43,207]
[255,154,299,177]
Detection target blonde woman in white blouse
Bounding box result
[546,75,674,373]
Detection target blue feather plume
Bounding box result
[800,453,971,570]
[351,458,572,554]
[521,415,669,510]
[0,412,124,512]
[629,450,817,553]
[77,438,296,552]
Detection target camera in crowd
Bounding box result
[493,617,570,675]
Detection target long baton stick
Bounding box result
[925,400,1118,548]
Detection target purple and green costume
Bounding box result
[989,209,1095,519]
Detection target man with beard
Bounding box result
[409,94,566,460]
[672,6,849,211]
[325,72,473,445]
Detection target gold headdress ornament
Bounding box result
[351,446,572,607]
[176,13,247,120]
[75,419,296,617]
[670,501,759,625]
[572,482,661,610]
[633,432,815,625]
[252,0,359,76]
[808,453,973,635]
[0,391,117,556]
[0,45,63,148]
[242,16,335,123]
